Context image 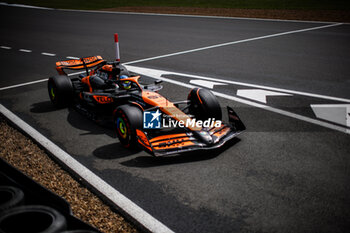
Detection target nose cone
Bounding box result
[194,130,213,145]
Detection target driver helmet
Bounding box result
[120,75,128,79]
[121,80,132,90]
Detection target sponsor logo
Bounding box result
[162,117,221,128]
[143,110,162,129]
[143,110,222,129]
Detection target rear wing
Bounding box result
[56,56,105,75]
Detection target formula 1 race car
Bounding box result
[48,55,245,156]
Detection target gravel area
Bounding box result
[0,116,138,233]
[101,7,350,22]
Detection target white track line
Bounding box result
[19,49,32,53]
[129,66,350,103]
[66,56,80,59]
[0,104,174,233]
[0,46,11,49]
[0,79,48,91]
[124,23,343,65]
[125,65,350,134]
[0,71,88,91]
[60,8,346,24]
[0,2,52,10]
[0,21,343,91]
[41,52,56,56]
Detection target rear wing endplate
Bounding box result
[56,55,105,75]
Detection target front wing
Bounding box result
[136,107,245,157]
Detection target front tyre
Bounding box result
[188,88,222,121]
[113,105,142,148]
[48,75,73,108]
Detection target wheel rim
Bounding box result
[48,82,55,100]
[116,117,128,139]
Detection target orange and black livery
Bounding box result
[48,55,245,157]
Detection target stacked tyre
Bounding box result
[0,159,100,233]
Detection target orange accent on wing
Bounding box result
[136,129,153,152]
[153,140,195,150]
[213,127,230,139]
[55,56,105,75]
[149,133,188,143]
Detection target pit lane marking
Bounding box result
[41,52,56,56]
[125,65,350,134]
[0,45,62,57]
[19,49,32,53]
[0,21,343,91]
[66,56,80,59]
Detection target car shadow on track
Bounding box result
[30,101,57,113]
[120,138,241,168]
[66,107,117,138]
[93,142,142,159]
[31,101,117,138]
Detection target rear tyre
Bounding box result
[0,205,67,233]
[187,88,222,121]
[113,105,143,148]
[48,75,74,108]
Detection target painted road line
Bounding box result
[0,78,48,91]
[41,52,56,56]
[59,8,346,25]
[126,65,350,103]
[237,89,292,104]
[0,104,174,233]
[189,79,227,89]
[125,65,350,134]
[66,56,80,59]
[0,70,88,91]
[19,49,32,53]
[0,2,52,10]
[124,23,343,65]
[0,46,11,49]
[311,104,350,127]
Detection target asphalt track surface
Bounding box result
[1,5,350,233]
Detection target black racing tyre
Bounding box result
[187,88,222,121]
[113,105,143,148]
[48,75,74,108]
[0,186,24,212]
[0,205,67,233]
